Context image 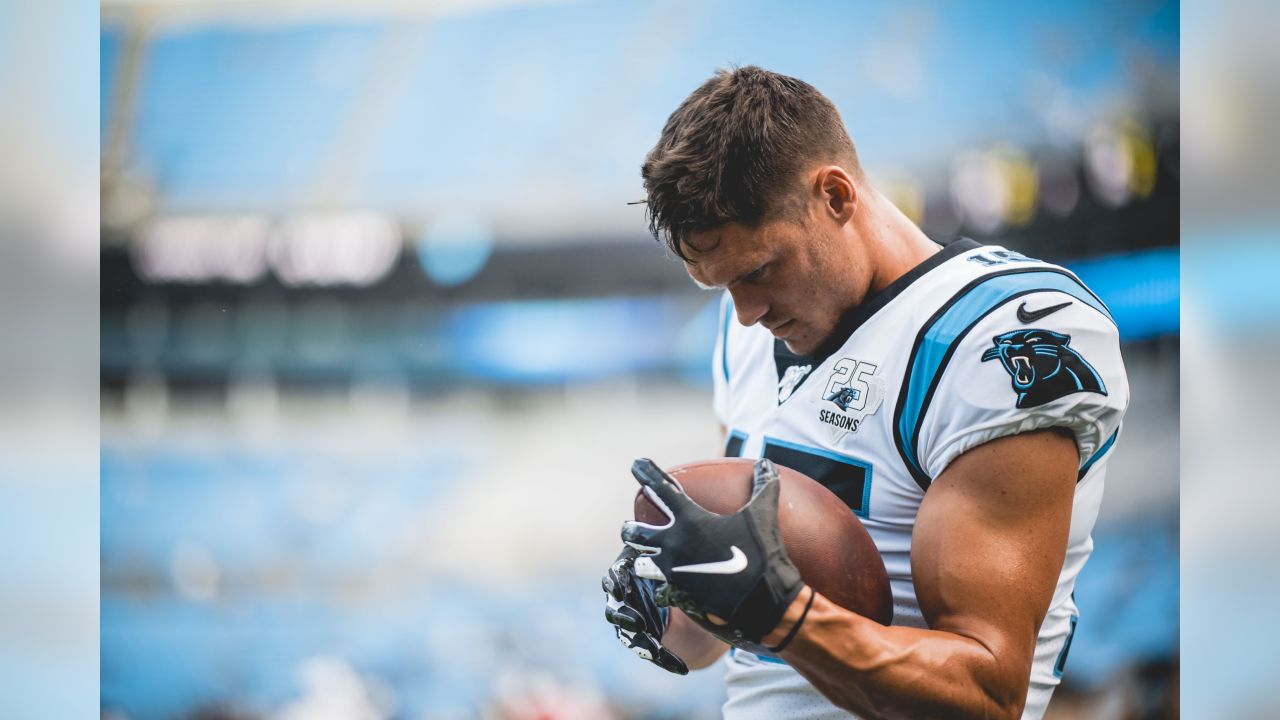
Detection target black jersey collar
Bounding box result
[773,237,982,394]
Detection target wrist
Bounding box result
[762,585,815,649]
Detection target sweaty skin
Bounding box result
[759,429,1076,720]
[681,167,939,358]
[662,429,1077,720]
[658,168,1080,717]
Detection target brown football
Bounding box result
[634,457,893,636]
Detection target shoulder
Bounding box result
[902,246,1119,380]
[895,245,1129,489]
[935,247,1114,329]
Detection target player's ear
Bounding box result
[813,166,857,224]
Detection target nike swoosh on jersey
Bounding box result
[671,546,748,575]
[1016,300,1073,323]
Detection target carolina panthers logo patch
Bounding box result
[825,386,859,411]
[982,329,1106,409]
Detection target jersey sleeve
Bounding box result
[711,291,734,427]
[903,284,1129,486]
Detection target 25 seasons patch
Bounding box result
[812,357,885,441]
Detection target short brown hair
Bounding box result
[641,66,862,260]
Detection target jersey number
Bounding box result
[725,431,873,517]
[966,249,1034,267]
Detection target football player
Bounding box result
[603,66,1127,720]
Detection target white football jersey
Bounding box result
[709,239,1128,720]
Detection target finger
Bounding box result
[620,629,689,675]
[620,520,663,552]
[633,555,667,583]
[616,627,653,658]
[615,628,649,658]
[605,604,644,633]
[602,571,627,600]
[654,646,690,675]
[606,560,634,601]
[750,458,781,495]
[604,554,636,594]
[746,458,782,512]
[631,458,695,518]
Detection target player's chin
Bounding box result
[781,333,819,356]
[773,325,817,355]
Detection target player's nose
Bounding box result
[732,293,769,327]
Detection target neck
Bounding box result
[855,189,941,294]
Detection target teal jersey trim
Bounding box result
[720,294,734,383]
[1053,613,1079,678]
[724,429,748,458]
[1078,429,1118,479]
[894,268,1114,491]
[729,647,788,665]
[761,436,874,518]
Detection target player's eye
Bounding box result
[741,263,769,283]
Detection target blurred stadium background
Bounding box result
[99,1,1179,718]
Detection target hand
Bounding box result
[602,545,689,675]
[621,458,805,646]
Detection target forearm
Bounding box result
[767,591,1030,720]
[663,608,729,669]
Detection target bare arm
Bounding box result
[761,429,1076,720]
[662,606,729,668]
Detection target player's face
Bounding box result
[684,216,867,356]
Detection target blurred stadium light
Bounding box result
[134,215,270,284]
[415,212,495,287]
[1084,121,1159,207]
[268,212,401,287]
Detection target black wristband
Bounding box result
[766,586,816,654]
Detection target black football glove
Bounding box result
[621,458,805,647]
[602,545,689,675]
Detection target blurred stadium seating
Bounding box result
[100,1,1179,718]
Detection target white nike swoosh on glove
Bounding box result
[672,546,748,575]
